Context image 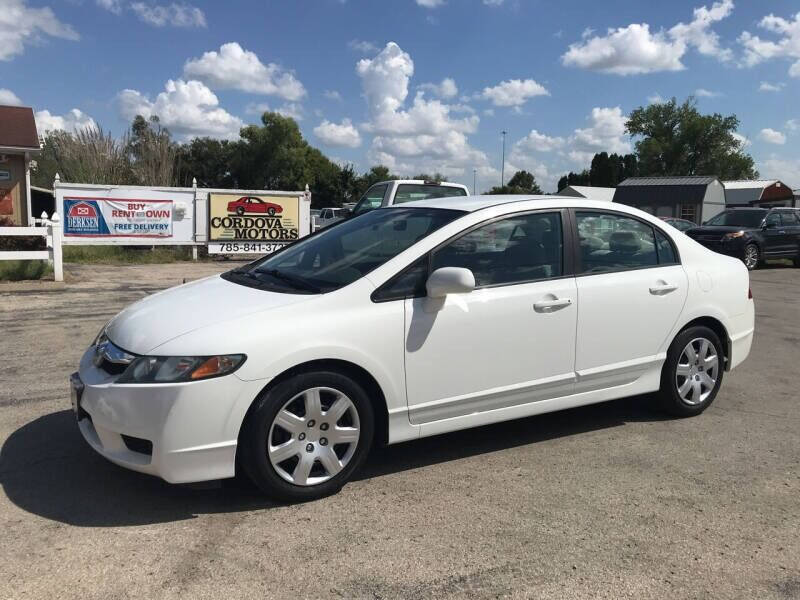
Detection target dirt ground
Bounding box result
[0,262,798,599]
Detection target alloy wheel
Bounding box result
[675,337,719,406]
[744,245,758,270]
[267,387,360,486]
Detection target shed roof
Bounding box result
[0,105,40,151]
[617,175,718,187]
[723,179,783,190]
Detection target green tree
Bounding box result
[626,97,757,179]
[486,170,543,194]
[175,137,236,188]
[126,115,177,186]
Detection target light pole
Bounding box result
[473,168,477,195]
[500,130,507,187]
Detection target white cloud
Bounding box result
[759,81,785,92]
[759,128,786,145]
[419,77,458,99]
[244,102,304,121]
[129,2,206,27]
[416,0,444,7]
[786,119,799,132]
[483,0,504,5]
[184,42,306,101]
[483,108,495,117]
[117,79,243,140]
[323,90,342,101]
[356,42,491,178]
[732,132,751,147]
[480,78,549,107]
[514,129,566,153]
[96,0,123,14]
[348,39,379,54]
[740,12,800,77]
[568,106,632,163]
[759,156,800,189]
[0,89,22,105]
[0,0,79,61]
[695,88,720,97]
[314,119,362,148]
[648,93,665,104]
[35,108,97,135]
[562,0,733,75]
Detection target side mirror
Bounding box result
[426,267,475,298]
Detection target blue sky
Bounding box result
[1,0,798,191]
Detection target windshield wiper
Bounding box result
[257,269,322,293]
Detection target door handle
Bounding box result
[534,298,572,312]
[649,283,678,295]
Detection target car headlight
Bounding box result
[722,231,745,241]
[117,354,246,383]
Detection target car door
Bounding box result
[402,210,577,424]
[779,210,800,256]
[761,211,790,256]
[573,210,688,391]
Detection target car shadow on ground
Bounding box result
[0,397,670,528]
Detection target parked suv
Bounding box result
[685,207,800,270]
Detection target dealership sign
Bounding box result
[63,197,173,238]
[208,194,300,247]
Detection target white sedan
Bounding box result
[72,196,754,500]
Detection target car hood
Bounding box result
[686,225,749,236]
[106,274,314,355]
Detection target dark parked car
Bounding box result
[685,207,800,270]
[661,217,696,232]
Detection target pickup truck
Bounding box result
[351,179,469,217]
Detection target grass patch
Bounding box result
[0,260,53,281]
[63,245,204,264]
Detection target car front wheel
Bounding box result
[239,371,374,501]
[743,243,759,271]
[657,326,724,417]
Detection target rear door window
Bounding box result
[576,212,659,273]
[353,184,389,216]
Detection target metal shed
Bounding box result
[613,176,725,224]
[723,180,795,207]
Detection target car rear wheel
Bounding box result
[239,371,374,501]
[657,326,724,417]
[743,243,759,270]
[267,207,276,216]
[236,206,245,216]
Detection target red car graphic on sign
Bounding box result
[227,196,283,217]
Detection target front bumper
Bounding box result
[74,348,267,483]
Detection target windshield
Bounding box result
[224,208,464,293]
[706,210,767,228]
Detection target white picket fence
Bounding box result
[0,211,64,282]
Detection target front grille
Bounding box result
[121,435,153,456]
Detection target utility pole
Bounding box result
[473,168,477,195]
[500,130,507,187]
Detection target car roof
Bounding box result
[389,194,616,212]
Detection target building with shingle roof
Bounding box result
[0,105,41,225]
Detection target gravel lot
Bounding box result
[1,262,798,599]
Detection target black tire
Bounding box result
[793,255,800,268]
[267,207,276,216]
[657,325,724,417]
[743,243,759,271]
[236,206,245,216]
[239,370,374,502]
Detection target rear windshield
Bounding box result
[223,207,464,294]
[706,210,767,228]
[393,184,468,204]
